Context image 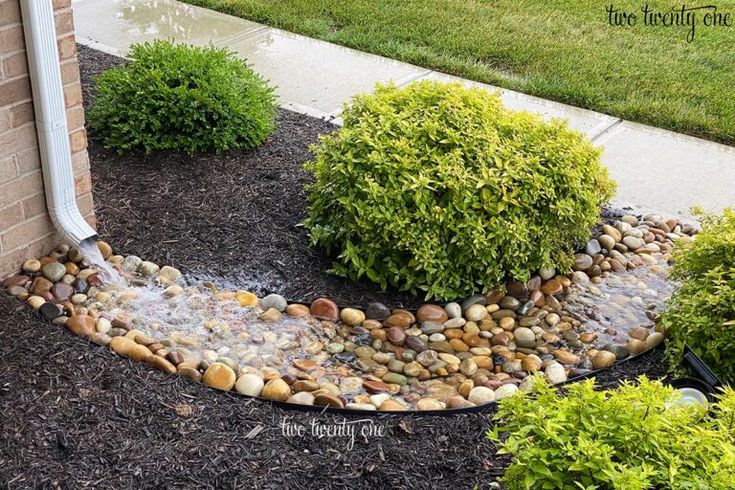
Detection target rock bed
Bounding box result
[1,213,695,411]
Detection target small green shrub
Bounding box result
[664,208,735,383]
[489,376,735,489]
[88,40,277,154]
[303,81,615,300]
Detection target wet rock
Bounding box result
[603,344,630,360]
[385,312,413,328]
[236,291,259,307]
[121,255,143,272]
[386,326,406,345]
[379,399,407,411]
[645,332,664,348]
[285,303,309,317]
[158,266,182,283]
[261,378,291,401]
[584,239,602,256]
[465,304,487,322]
[147,355,177,374]
[22,259,41,273]
[66,315,95,337]
[39,302,62,320]
[365,302,391,320]
[110,336,151,361]
[288,392,315,405]
[50,282,74,302]
[444,302,462,319]
[262,294,287,312]
[139,261,160,277]
[541,278,563,296]
[468,386,495,405]
[202,362,236,391]
[545,362,567,384]
[417,398,445,411]
[494,384,519,400]
[340,307,365,326]
[309,298,339,321]
[314,393,345,409]
[42,263,66,282]
[592,351,617,369]
[259,308,281,322]
[461,294,486,312]
[416,304,448,324]
[573,254,593,271]
[513,327,535,347]
[235,374,264,396]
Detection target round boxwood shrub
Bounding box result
[303,81,615,300]
[664,208,735,384]
[88,40,277,154]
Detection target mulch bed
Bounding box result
[0,45,672,489]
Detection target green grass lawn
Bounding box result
[184,0,735,145]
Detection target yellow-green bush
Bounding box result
[664,208,735,383]
[303,81,615,300]
[489,377,735,489]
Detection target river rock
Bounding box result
[465,304,487,322]
[592,351,617,369]
[541,278,563,296]
[262,294,287,312]
[259,308,281,322]
[261,378,291,401]
[468,386,495,405]
[365,302,391,320]
[545,362,567,384]
[51,282,74,302]
[417,398,445,411]
[158,266,182,283]
[314,393,345,408]
[110,336,151,361]
[645,332,664,348]
[288,392,315,405]
[584,239,602,256]
[202,362,236,391]
[513,327,535,347]
[66,315,95,337]
[445,302,462,319]
[461,294,486,312]
[340,308,365,326]
[147,355,177,374]
[236,374,265,396]
[494,384,519,400]
[572,254,593,271]
[417,304,448,324]
[39,302,61,320]
[42,263,66,282]
[387,326,406,345]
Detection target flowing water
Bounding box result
[77,237,126,286]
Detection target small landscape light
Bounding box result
[668,345,723,408]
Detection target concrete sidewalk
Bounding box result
[72,0,735,219]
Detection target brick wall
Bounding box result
[0,0,94,278]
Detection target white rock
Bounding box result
[494,384,519,400]
[235,373,264,396]
[545,362,568,385]
[468,386,495,405]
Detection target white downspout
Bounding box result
[19,0,97,247]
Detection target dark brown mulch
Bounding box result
[0,293,669,490]
[79,44,425,309]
